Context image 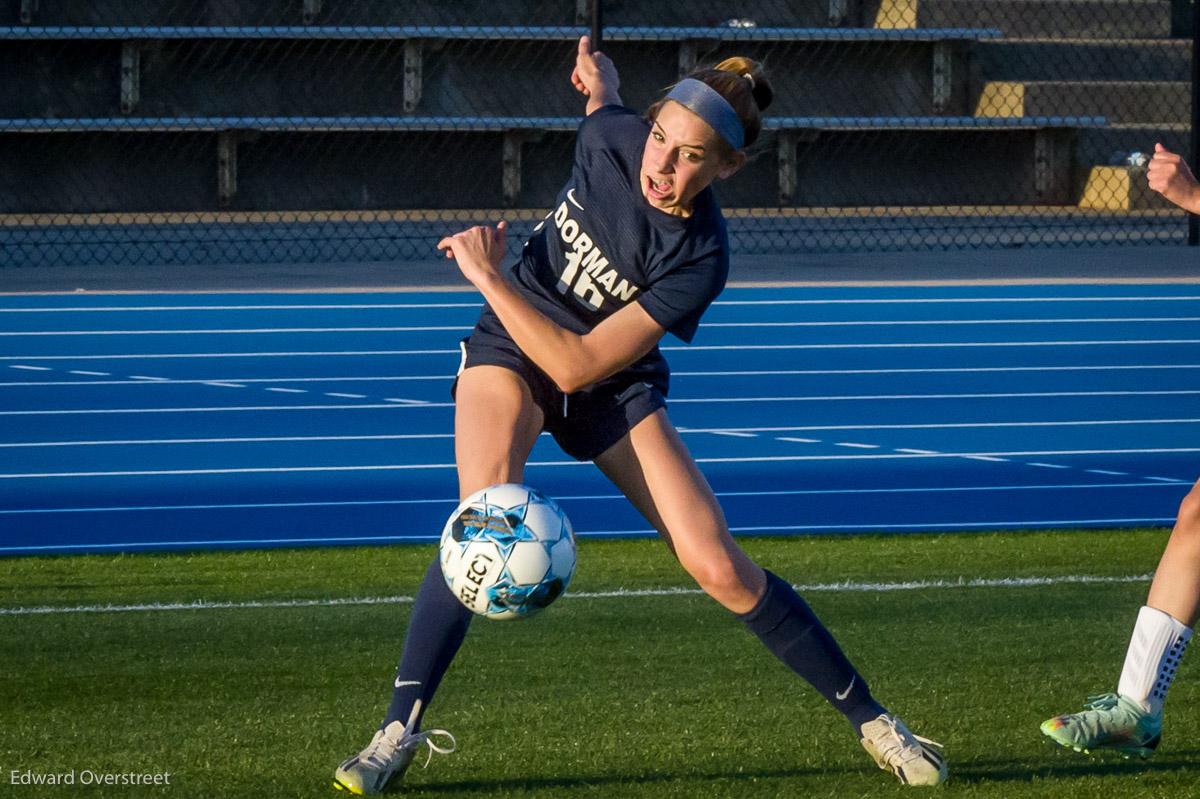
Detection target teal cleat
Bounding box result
[1041,693,1161,759]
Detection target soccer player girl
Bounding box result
[333,36,946,793]
[1041,143,1198,758]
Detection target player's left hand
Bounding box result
[571,35,619,100]
[437,222,508,286]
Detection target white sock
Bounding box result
[1116,606,1192,715]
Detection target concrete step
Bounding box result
[5,0,844,28]
[0,34,974,120]
[0,122,1091,212]
[866,0,1173,39]
[1078,164,1176,209]
[974,37,1191,82]
[975,80,1189,123]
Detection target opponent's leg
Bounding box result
[594,409,945,786]
[1041,479,1198,759]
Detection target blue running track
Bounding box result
[1,283,1197,554]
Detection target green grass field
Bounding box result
[2,528,1198,798]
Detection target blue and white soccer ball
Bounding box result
[439,483,577,620]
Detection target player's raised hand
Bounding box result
[1147,143,1200,214]
[570,35,620,112]
[437,222,508,287]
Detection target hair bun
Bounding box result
[749,75,773,112]
[713,56,773,112]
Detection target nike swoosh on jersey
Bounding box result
[567,188,585,210]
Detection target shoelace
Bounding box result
[874,716,944,764]
[1083,693,1122,712]
[362,727,456,770]
[408,728,458,769]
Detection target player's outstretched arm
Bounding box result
[1148,143,1200,214]
[437,222,664,393]
[570,35,622,116]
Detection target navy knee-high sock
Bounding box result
[738,570,885,734]
[382,559,474,731]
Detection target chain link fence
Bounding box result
[0,0,1196,268]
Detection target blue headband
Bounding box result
[665,78,745,151]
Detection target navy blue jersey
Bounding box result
[505,104,729,388]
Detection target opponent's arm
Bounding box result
[438,222,664,394]
[570,35,621,116]
[1148,143,1200,214]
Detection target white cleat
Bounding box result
[333,701,456,795]
[860,713,947,787]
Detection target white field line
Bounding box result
[0,573,1155,616]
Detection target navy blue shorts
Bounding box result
[454,308,668,462]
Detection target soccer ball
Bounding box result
[439,483,577,620]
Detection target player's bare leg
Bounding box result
[595,409,946,786]
[334,367,544,794]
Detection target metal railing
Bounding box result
[0,0,1195,268]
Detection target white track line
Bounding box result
[6,296,1199,313]
[0,482,1183,516]
[4,295,1195,314]
[6,318,1200,335]
[0,573,1156,616]
[3,449,1196,480]
[671,340,1200,351]
[0,303,483,313]
[678,420,1200,432]
[670,390,1200,403]
[0,350,457,361]
[702,317,1200,327]
[0,403,448,417]
[6,364,1199,388]
[712,297,1200,305]
[3,390,1195,417]
[1,375,450,387]
[1,420,1196,449]
[5,340,1200,362]
[0,434,455,448]
[673,364,1200,376]
[0,326,472,336]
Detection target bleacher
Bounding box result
[0,0,1187,263]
